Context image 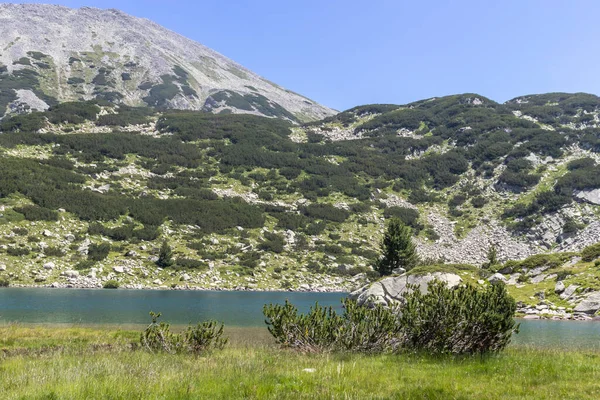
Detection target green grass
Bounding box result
[0,326,599,399]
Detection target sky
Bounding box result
[6,0,600,111]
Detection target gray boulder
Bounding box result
[560,284,579,300]
[349,272,462,307]
[574,292,600,314]
[554,281,565,294]
[575,189,600,205]
[488,273,507,284]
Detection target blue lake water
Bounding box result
[0,288,599,349]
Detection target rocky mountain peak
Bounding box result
[0,3,335,121]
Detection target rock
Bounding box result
[392,267,406,275]
[488,273,507,284]
[42,230,53,237]
[95,184,110,194]
[43,262,55,270]
[180,273,191,281]
[560,284,579,300]
[62,270,79,278]
[113,266,124,273]
[350,272,462,307]
[523,315,540,320]
[78,239,91,256]
[153,279,163,285]
[530,274,547,284]
[575,189,600,205]
[64,234,76,242]
[125,250,138,257]
[555,281,565,294]
[0,264,5,271]
[302,368,316,373]
[574,291,600,314]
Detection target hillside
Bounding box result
[1,92,600,315]
[0,4,335,122]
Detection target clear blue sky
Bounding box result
[7,1,600,111]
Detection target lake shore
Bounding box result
[1,325,600,399]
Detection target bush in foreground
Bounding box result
[264,298,397,353]
[264,281,518,355]
[140,312,228,354]
[398,281,518,355]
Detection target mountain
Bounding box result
[1,90,600,313]
[0,3,335,122]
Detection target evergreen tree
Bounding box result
[483,244,498,270]
[157,240,174,268]
[376,218,418,275]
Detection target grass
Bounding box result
[0,325,599,399]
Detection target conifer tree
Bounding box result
[376,218,418,275]
[157,240,174,268]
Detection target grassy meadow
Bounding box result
[0,325,599,399]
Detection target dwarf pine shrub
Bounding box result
[398,281,518,355]
[140,312,228,354]
[264,281,518,356]
[263,298,398,353]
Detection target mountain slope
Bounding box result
[0,3,335,121]
[1,93,600,314]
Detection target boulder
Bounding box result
[574,291,600,314]
[153,279,163,285]
[555,281,565,294]
[62,270,79,278]
[0,264,6,271]
[113,266,124,274]
[560,284,579,300]
[43,262,55,270]
[575,189,600,205]
[488,273,507,284]
[349,272,462,307]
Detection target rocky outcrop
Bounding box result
[573,291,600,314]
[349,272,462,307]
[0,4,335,121]
[575,189,600,206]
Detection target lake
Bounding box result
[1,288,599,349]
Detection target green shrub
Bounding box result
[7,247,30,256]
[88,243,110,261]
[174,258,207,270]
[12,227,29,236]
[44,246,66,257]
[263,298,398,353]
[140,312,227,354]
[103,280,120,289]
[0,277,9,287]
[259,232,285,254]
[581,242,600,262]
[398,281,518,355]
[14,205,59,221]
[74,260,96,271]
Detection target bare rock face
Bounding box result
[574,291,600,314]
[349,272,462,307]
[0,4,335,121]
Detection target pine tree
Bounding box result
[483,244,498,270]
[376,218,418,276]
[157,240,174,268]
